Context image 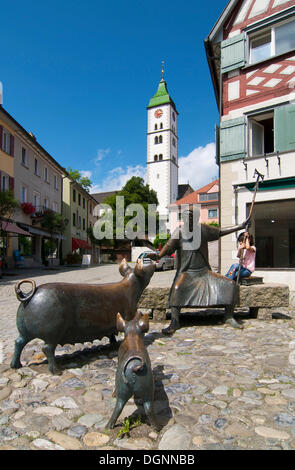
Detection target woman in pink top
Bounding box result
[225,232,256,281]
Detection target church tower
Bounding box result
[147,67,178,222]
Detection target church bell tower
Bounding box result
[146,65,179,223]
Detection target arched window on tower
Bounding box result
[160,123,163,129]
[154,136,158,144]
[159,135,163,144]
[159,154,163,161]
[154,155,158,161]
[154,124,158,130]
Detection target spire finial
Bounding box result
[161,60,165,81]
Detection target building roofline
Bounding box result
[0,105,67,176]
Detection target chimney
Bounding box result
[0,82,3,105]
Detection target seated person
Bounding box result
[225,232,256,281]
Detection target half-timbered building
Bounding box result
[205,0,295,302]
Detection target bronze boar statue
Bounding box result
[107,311,159,431]
[10,259,155,374]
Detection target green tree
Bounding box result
[153,232,171,250]
[101,177,159,242]
[0,190,19,219]
[0,191,19,271]
[66,167,92,192]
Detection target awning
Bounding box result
[19,224,65,240]
[0,221,31,236]
[72,237,91,250]
[242,177,295,192]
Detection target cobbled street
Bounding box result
[0,265,295,451]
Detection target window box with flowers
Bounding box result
[21,202,36,215]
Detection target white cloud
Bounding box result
[96,148,111,162]
[80,170,92,179]
[178,143,218,190]
[90,165,147,194]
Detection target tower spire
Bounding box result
[161,60,165,81]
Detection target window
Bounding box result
[1,174,9,192]
[155,124,158,130]
[250,32,272,64]
[22,148,27,166]
[160,123,163,129]
[2,129,10,154]
[83,197,85,209]
[34,158,39,176]
[44,167,49,183]
[154,136,159,144]
[172,137,176,147]
[251,199,295,268]
[21,185,27,203]
[54,175,58,190]
[73,189,76,202]
[154,155,158,161]
[199,192,219,202]
[249,18,295,64]
[83,218,85,230]
[78,193,81,206]
[159,154,163,161]
[73,212,76,226]
[44,198,49,209]
[52,202,58,212]
[249,111,274,157]
[208,209,218,219]
[33,192,40,209]
[159,135,163,144]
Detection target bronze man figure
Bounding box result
[158,209,250,334]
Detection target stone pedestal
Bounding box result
[138,283,289,322]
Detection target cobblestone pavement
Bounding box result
[0,265,295,450]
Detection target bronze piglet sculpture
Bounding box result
[107,311,159,431]
[10,259,155,374]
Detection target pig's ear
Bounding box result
[134,259,144,277]
[116,312,126,332]
[119,258,130,277]
[138,312,149,333]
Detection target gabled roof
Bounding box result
[206,0,239,43]
[171,179,219,206]
[91,190,118,204]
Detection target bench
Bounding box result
[138,279,289,322]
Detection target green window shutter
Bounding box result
[220,117,246,161]
[221,33,246,74]
[274,104,295,153]
[215,124,220,165]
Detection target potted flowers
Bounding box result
[21,202,36,215]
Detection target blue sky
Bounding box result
[0,0,227,193]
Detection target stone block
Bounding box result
[138,283,289,321]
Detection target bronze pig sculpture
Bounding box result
[107,311,159,431]
[10,259,155,374]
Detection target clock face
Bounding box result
[154,109,163,119]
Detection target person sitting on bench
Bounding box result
[225,232,256,281]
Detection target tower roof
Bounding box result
[147,79,177,112]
